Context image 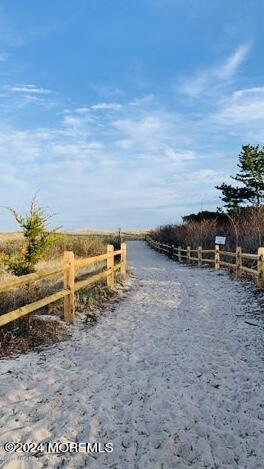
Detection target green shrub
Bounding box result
[5,196,57,275]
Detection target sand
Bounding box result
[0,240,263,468]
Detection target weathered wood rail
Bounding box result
[0,243,127,328]
[146,237,264,288]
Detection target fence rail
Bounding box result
[146,237,264,288]
[0,243,127,328]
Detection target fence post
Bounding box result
[121,242,127,279]
[236,246,242,278]
[187,246,191,263]
[257,247,264,288]
[198,246,202,267]
[64,251,75,324]
[171,244,174,259]
[107,244,115,289]
[215,244,220,271]
[178,246,181,262]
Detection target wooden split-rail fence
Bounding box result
[0,243,127,328]
[147,237,264,288]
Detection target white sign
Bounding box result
[215,236,226,245]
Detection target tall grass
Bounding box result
[151,207,264,253]
[0,234,121,358]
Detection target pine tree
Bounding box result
[5,195,57,275]
[216,145,264,211]
[234,145,264,206]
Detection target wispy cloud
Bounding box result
[128,94,154,107]
[0,83,55,110]
[9,84,52,94]
[0,95,215,228]
[215,87,264,124]
[0,43,259,228]
[91,102,123,110]
[217,44,250,79]
[0,0,262,230]
[180,43,251,98]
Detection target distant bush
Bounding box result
[151,206,264,253]
[45,234,111,260]
[182,210,228,223]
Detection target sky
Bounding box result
[0,0,264,230]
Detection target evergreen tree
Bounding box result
[5,195,57,275]
[216,145,264,211]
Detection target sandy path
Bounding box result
[0,241,263,468]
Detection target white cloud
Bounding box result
[215,87,264,124]
[114,139,133,149]
[232,87,264,98]
[0,87,242,229]
[164,147,196,163]
[63,115,84,128]
[91,102,123,110]
[9,84,52,94]
[179,73,208,98]
[113,111,194,157]
[128,95,154,107]
[0,100,204,229]
[216,44,250,79]
[114,115,163,138]
[75,107,90,113]
[2,83,55,109]
[52,141,105,158]
[0,129,42,163]
[62,112,96,136]
[180,43,251,98]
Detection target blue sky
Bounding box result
[0,0,264,230]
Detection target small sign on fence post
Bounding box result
[215,236,226,245]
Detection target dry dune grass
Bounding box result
[0,233,121,358]
[152,208,264,253]
[152,208,264,275]
[75,229,149,234]
[0,232,23,242]
[71,229,150,239]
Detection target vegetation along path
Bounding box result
[0,241,263,468]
